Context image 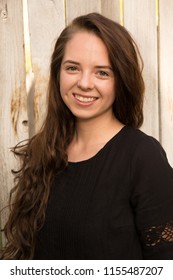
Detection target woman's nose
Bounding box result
[77,72,94,91]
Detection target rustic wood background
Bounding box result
[0,0,173,245]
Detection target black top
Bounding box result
[34,126,173,259]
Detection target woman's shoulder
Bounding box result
[124,126,164,153]
[124,125,159,142]
[121,126,170,167]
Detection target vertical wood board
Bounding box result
[0,0,28,236]
[123,0,159,139]
[27,0,65,132]
[159,0,173,166]
[101,0,121,22]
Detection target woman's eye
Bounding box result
[98,71,109,77]
[66,66,78,71]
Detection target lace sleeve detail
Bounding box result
[141,220,173,247]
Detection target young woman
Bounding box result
[1,13,173,260]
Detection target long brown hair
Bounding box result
[1,13,144,259]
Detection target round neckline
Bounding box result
[68,125,128,166]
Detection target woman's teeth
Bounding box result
[75,94,97,103]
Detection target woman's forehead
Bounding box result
[62,31,110,65]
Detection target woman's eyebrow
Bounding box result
[63,60,80,65]
[95,65,113,70]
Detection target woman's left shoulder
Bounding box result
[121,127,173,181]
[127,127,168,161]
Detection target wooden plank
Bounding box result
[66,0,120,24]
[65,0,102,24]
[0,0,28,236]
[159,0,173,166]
[27,0,65,132]
[123,0,159,139]
[101,0,121,23]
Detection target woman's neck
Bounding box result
[76,116,122,144]
[67,114,124,162]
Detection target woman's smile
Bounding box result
[73,93,98,105]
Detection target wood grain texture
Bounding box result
[66,0,120,24]
[65,0,101,24]
[101,0,120,22]
[0,0,28,235]
[123,0,159,139]
[159,0,173,165]
[27,0,65,132]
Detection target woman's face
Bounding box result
[60,31,115,122]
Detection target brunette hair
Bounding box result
[1,13,144,259]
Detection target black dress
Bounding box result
[34,126,173,259]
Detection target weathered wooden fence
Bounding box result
[0,0,173,244]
